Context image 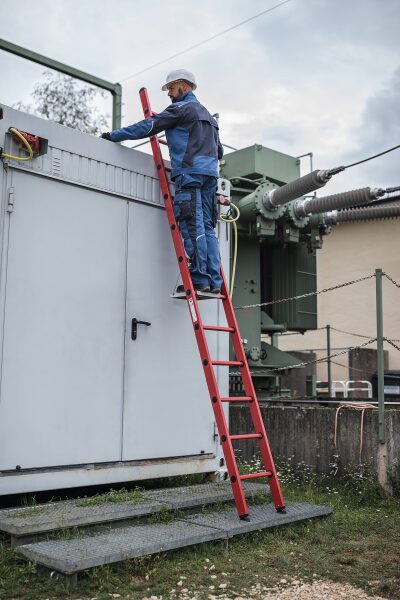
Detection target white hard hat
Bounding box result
[161,69,197,91]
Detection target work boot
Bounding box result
[176,284,210,293]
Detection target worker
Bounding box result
[101,69,223,294]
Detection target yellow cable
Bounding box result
[219,202,240,297]
[1,128,34,161]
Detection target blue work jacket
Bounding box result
[109,92,223,179]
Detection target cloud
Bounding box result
[325,67,400,192]
[0,0,399,192]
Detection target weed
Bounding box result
[75,486,144,507]
[147,506,182,524]
[7,497,55,519]
[0,470,399,599]
[340,462,384,503]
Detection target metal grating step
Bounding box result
[183,502,332,536]
[0,481,268,539]
[16,503,332,575]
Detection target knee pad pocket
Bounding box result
[173,191,196,222]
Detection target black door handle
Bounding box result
[131,318,151,340]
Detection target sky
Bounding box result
[1,0,399,194]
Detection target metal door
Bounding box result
[122,202,219,460]
[0,171,128,470]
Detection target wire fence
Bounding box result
[234,270,399,311]
[277,325,400,344]
[383,272,400,288]
[230,270,400,379]
[230,337,378,376]
[234,273,376,310]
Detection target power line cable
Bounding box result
[120,0,293,83]
[329,144,400,176]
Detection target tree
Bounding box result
[14,71,109,135]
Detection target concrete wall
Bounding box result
[230,405,400,486]
[277,218,400,383]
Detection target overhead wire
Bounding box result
[120,0,293,82]
[329,144,400,175]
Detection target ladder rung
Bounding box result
[203,325,235,333]
[212,360,243,367]
[240,471,272,480]
[229,433,263,441]
[164,166,172,172]
[220,396,252,403]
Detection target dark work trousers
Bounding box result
[173,173,223,290]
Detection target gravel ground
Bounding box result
[145,579,388,600]
[223,580,388,599]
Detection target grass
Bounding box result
[75,487,144,507]
[0,464,399,599]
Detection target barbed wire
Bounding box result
[230,337,377,375]
[234,273,376,310]
[276,324,400,343]
[331,326,400,342]
[383,272,400,288]
[331,326,372,340]
[330,360,367,374]
[385,337,400,352]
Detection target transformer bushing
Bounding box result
[325,200,400,224]
[294,186,385,218]
[262,170,332,210]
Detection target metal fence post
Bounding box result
[112,83,122,130]
[326,324,332,396]
[375,268,385,443]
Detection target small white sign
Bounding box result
[188,297,198,323]
[384,385,400,395]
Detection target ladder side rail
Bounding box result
[219,266,286,510]
[138,87,249,517]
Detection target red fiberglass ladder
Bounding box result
[139,88,285,519]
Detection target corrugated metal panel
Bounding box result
[17,145,164,206]
[270,244,317,330]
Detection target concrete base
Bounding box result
[377,442,393,495]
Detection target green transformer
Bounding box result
[220,145,329,397]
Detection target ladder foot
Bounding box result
[239,514,250,521]
[276,507,287,514]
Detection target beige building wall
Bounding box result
[278,217,400,381]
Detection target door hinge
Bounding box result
[6,187,14,213]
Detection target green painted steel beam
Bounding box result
[0,38,122,129]
[375,268,385,443]
[326,324,332,396]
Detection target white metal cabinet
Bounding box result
[122,202,218,460]
[0,171,128,470]
[0,105,227,492]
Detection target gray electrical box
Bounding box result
[0,106,228,495]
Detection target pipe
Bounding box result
[325,200,400,224]
[231,176,262,187]
[295,187,385,218]
[263,170,331,209]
